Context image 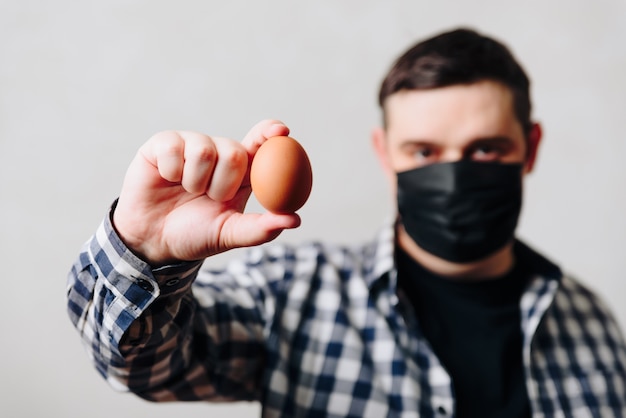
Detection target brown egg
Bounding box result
[250,136,313,213]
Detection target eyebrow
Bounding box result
[466,136,516,147]
[397,139,437,149]
[398,136,516,149]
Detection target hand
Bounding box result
[112,120,301,265]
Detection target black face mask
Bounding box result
[397,160,523,263]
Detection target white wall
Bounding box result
[1,1,625,417]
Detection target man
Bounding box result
[67,28,626,417]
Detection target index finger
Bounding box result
[241,119,290,156]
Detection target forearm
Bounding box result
[66,207,266,401]
[66,206,199,384]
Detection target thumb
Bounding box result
[220,212,301,250]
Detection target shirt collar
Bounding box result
[361,218,563,294]
[362,218,398,292]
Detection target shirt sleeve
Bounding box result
[66,204,275,402]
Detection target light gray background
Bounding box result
[1,1,625,417]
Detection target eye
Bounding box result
[469,143,506,161]
[412,146,438,164]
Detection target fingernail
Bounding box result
[271,123,289,133]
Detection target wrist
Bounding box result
[109,199,169,267]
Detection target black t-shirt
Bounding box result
[396,241,556,418]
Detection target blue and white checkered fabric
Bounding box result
[67,207,626,417]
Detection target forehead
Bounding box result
[383,80,523,143]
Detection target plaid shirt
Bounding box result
[67,207,626,417]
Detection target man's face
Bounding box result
[372,80,542,273]
[373,80,540,182]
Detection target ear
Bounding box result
[524,122,542,174]
[372,127,395,181]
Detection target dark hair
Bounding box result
[378,28,532,136]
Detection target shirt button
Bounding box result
[165,278,180,287]
[136,278,154,292]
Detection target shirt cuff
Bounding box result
[92,200,203,303]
